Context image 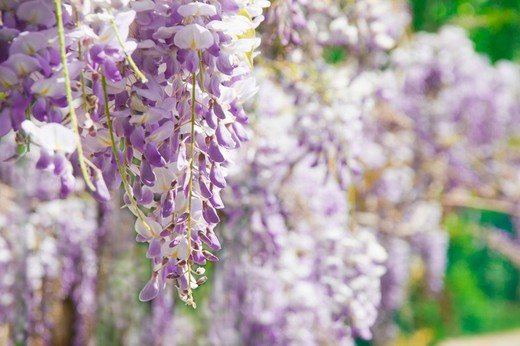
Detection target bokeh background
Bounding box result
[388,1,520,344]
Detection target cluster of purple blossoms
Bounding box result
[0,139,101,346]
[391,26,520,197]
[0,137,198,345]
[354,25,520,340]
[204,75,388,345]
[262,0,306,48]
[203,1,451,343]
[258,9,449,341]
[0,0,268,305]
[120,0,268,306]
[323,0,409,60]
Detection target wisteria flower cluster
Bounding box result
[209,79,387,345]
[0,0,268,306]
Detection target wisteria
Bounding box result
[0,139,100,345]
[1,0,520,345]
[0,0,268,307]
[206,1,520,344]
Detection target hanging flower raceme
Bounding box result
[0,0,269,306]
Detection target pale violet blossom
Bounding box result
[177,2,217,17]
[21,120,77,154]
[174,24,214,50]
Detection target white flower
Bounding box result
[92,10,136,47]
[207,16,253,36]
[177,2,217,17]
[21,120,77,154]
[31,77,64,97]
[175,238,189,260]
[174,24,213,50]
[150,166,179,194]
[135,218,162,239]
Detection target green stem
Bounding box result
[101,75,152,234]
[109,13,147,83]
[185,73,197,307]
[75,12,92,124]
[54,0,95,191]
[79,70,88,115]
[197,51,205,92]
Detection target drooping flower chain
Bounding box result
[0,0,268,305]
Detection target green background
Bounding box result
[411,0,520,63]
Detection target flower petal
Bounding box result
[177,3,217,18]
[139,275,160,302]
[174,24,213,50]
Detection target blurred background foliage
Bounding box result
[410,0,520,62]
[389,212,520,345]
[360,1,520,345]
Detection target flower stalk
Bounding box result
[185,72,198,307]
[101,74,152,234]
[110,13,147,83]
[54,0,96,191]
